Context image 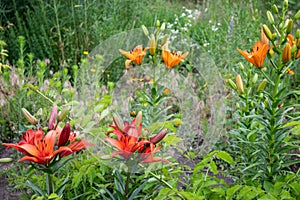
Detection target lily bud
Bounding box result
[160,22,166,32]
[267,11,275,25]
[283,0,288,12]
[142,25,149,37]
[0,158,13,163]
[272,4,279,15]
[262,24,273,41]
[227,79,237,90]
[22,108,38,125]
[48,105,58,130]
[58,122,71,147]
[261,27,269,45]
[150,129,167,145]
[238,62,244,71]
[149,34,156,55]
[294,10,300,20]
[58,109,69,122]
[296,29,300,39]
[252,73,258,84]
[156,20,160,28]
[282,43,291,63]
[135,111,142,127]
[257,79,267,92]
[161,34,168,46]
[297,38,300,49]
[113,113,124,132]
[235,74,244,94]
[272,33,277,41]
[286,19,293,34]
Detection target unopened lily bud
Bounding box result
[236,102,240,109]
[296,29,300,39]
[235,74,244,94]
[156,20,160,28]
[283,0,288,12]
[262,24,273,41]
[135,111,142,127]
[161,34,168,46]
[267,11,275,25]
[150,129,168,145]
[238,62,244,71]
[48,105,58,130]
[272,4,279,15]
[160,22,166,32]
[113,113,124,132]
[149,34,156,55]
[0,158,13,163]
[227,79,237,90]
[282,43,291,63]
[252,73,258,84]
[22,108,38,125]
[257,79,267,92]
[272,33,277,41]
[286,19,293,34]
[58,122,71,147]
[58,109,69,122]
[296,38,300,49]
[142,25,149,37]
[294,10,300,20]
[291,45,298,54]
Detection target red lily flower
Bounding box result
[105,113,168,163]
[3,126,93,165]
[3,129,72,165]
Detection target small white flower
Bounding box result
[171,29,179,34]
[185,9,192,14]
[167,22,173,29]
[217,22,221,26]
[212,26,218,31]
[181,13,186,17]
[180,27,188,32]
[203,42,210,47]
[188,14,193,18]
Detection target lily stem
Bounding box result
[124,169,131,200]
[46,173,54,195]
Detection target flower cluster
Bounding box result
[105,112,168,164]
[2,105,92,166]
[119,44,188,69]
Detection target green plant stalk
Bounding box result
[124,169,131,199]
[46,173,54,195]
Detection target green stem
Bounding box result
[46,173,54,195]
[124,168,131,199]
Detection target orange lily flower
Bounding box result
[162,45,189,69]
[105,114,168,163]
[237,41,269,68]
[119,45,148,68]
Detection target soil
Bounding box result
[0,146,23,200]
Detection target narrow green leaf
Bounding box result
[128,180,148,200]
